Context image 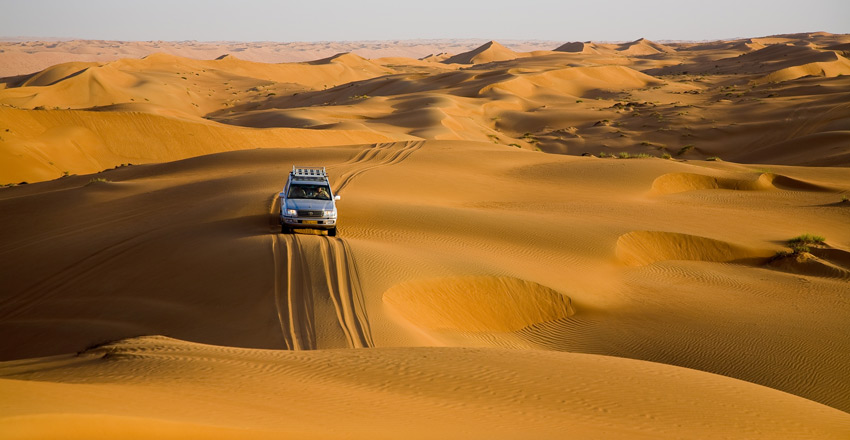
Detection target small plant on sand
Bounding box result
[788,234,825,247]
[677,144,694,156]
[841,194,849,203]
[770,234,825,262]
[788,243,811,254]
[706,156,721,161]
[88,177,109,184]
[599,152,610,158]
[520,133,539,144]
[617,152,631,159]
[508,143,522,148]
[575,99,583,103]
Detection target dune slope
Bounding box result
[2,336,849,440]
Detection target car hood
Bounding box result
[285,199,335,211]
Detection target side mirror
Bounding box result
[334,195,341,201]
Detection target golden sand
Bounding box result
[2,33,849,438]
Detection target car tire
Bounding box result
[328,228,337,237]
[281,225,291,234]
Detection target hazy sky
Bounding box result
[3,0,848,42]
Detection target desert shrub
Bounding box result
[661,153,672,159]
[677,144,694,156]
[789,243,810,254]
[706,156,721,161]
[788,234,825,246]
[770,234,825,261]
[88,178,109,184]
[520,133,539,143]
[772,250,790,259]
[617,152,631,159]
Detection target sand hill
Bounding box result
[554,41,599,54]
[443,41,522,64]
[2,33,850,438]
[617,38,676,55]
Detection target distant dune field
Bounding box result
[1,33,850,439]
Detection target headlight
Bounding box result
[285,209,297,216]
[324,210,337,218]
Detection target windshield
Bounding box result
[287,184,331,200]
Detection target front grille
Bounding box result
[297,210,323,217]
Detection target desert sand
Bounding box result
[1,32,850,439]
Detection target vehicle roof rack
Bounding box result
[292,166,327,178]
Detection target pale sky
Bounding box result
[2,0,848,42]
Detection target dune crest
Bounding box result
[617,38,676,55]
[554,41,599,54]
[768,247,850,278]
[443,41,521,64]
[616,231,771,266]
[752,52,850,84]
[383,276,574,332]
[650,172,833,195]
[0,106,396,182]
[4,336,850,440]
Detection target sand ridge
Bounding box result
[4,32,850,184]
[2,336,850,439]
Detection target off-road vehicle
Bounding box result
[279,166,339,236]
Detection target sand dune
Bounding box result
[650,171,834,194]
[442,41,523,65]
[4,336,849,440]
[616,38,676,55]
[0,106,396,182]
[554,41,599,54]
[616,231,772,265]
[383,276,574,332]
[752,51,850,83]
[0,39,561,78]
[2,140,849,412]
[2,33,850,437]
[0,51,396,114]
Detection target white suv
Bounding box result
[279,166,340,236]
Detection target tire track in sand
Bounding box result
[332,140,424,194]
[271,233,317,350]
[318,236,374,348]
